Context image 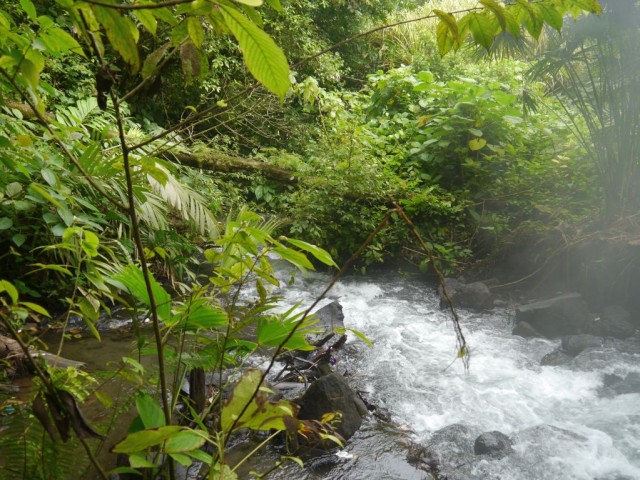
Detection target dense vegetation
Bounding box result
[3,0,634,478]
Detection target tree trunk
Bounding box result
[171,151,299,185]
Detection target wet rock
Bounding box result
[540,348,573,366]
[513,424,587,446]
[514,293,596,338]
[297,372,367,442]
[561,334,602,356]
[601,372,640,396]
[589,305,636,339]
[439,278,493,311]
[306,453,340,472]
[513,320,544,339]
[405,442,440,478]
[426,423,477,467]
[307,301,345,346]
[473,430,512,456]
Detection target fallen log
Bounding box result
[171,151,300,185]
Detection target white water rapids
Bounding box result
[273,270,640,480]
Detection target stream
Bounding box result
[37,270,640,479]
[263,270,640,480]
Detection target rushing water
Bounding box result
[269,270,640,480]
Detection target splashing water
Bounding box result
[276,271,640,480]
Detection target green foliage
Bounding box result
[531,0,640,217]
[0,406,89,480]
[0,0,610,479]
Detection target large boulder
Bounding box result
[561,334,602,356]
[439,278,493,311]
[512,321,544,339]
[540,348,573,366]
[601,372,640,396]
[296,372,367,442]
[513,293,596,338]
[589,305,636,339]
[474,431,512,456]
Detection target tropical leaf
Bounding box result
[218,2,290,99]
[144,161,218,238]
[93,4,140,72]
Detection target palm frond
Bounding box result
[145,162,218,238]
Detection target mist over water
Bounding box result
[276,271,640,480]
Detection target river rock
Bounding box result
[589,305,636,339]
[601,372,640,396]
[514,293,596,338]
[513,320,544,338]
[540,348,573,366]
[426,423,477,467]
[561,334,602,356]
[513,424,587,446]
[439,278,493,311]
[296,372,367,442]
[474,430,513,456]
[307,301,345,346]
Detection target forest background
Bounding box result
[1,0,635,479]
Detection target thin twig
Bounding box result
[394,202,470,371]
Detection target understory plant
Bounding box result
[0,0,604,479]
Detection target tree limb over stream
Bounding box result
[170,151,300,185]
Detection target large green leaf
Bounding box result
[514,0,543,40]
[218,2,289,99]
[464,12,495,52]
[480,0,507,31]
[164,429,206,453]
[257,317,314,351]
[136,392,165,428]
[221,369,298,433]
[179,301,228,330]
[280,237,337,268]
[111,265,172,323]
[111,426,181,453]
[538,4,563,32]
[93,4,140,72]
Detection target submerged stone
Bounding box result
[474,430,513,456]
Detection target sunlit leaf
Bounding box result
[221,369,298,432]
[21,301,50,317]
[94,5,140,72]
[464,12,495,51]
[233,0,263,6]
[280,237,337,267]
[480,0,507,31]
[218,2,290,99]
[469,138,487,151]
[111,426,181,453]
[0,280,19,304]
[136,392,165,428]
[164,429,206,453]
[134,9,157,36]
[181,302,227,329]
[20,0,37,20]
[187,16,205,48]
[111,265,172,323]
[272,245,314,271]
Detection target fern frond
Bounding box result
[0,407,89,480]
[145,162,219,238]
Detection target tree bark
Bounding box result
[171,151,299,185]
